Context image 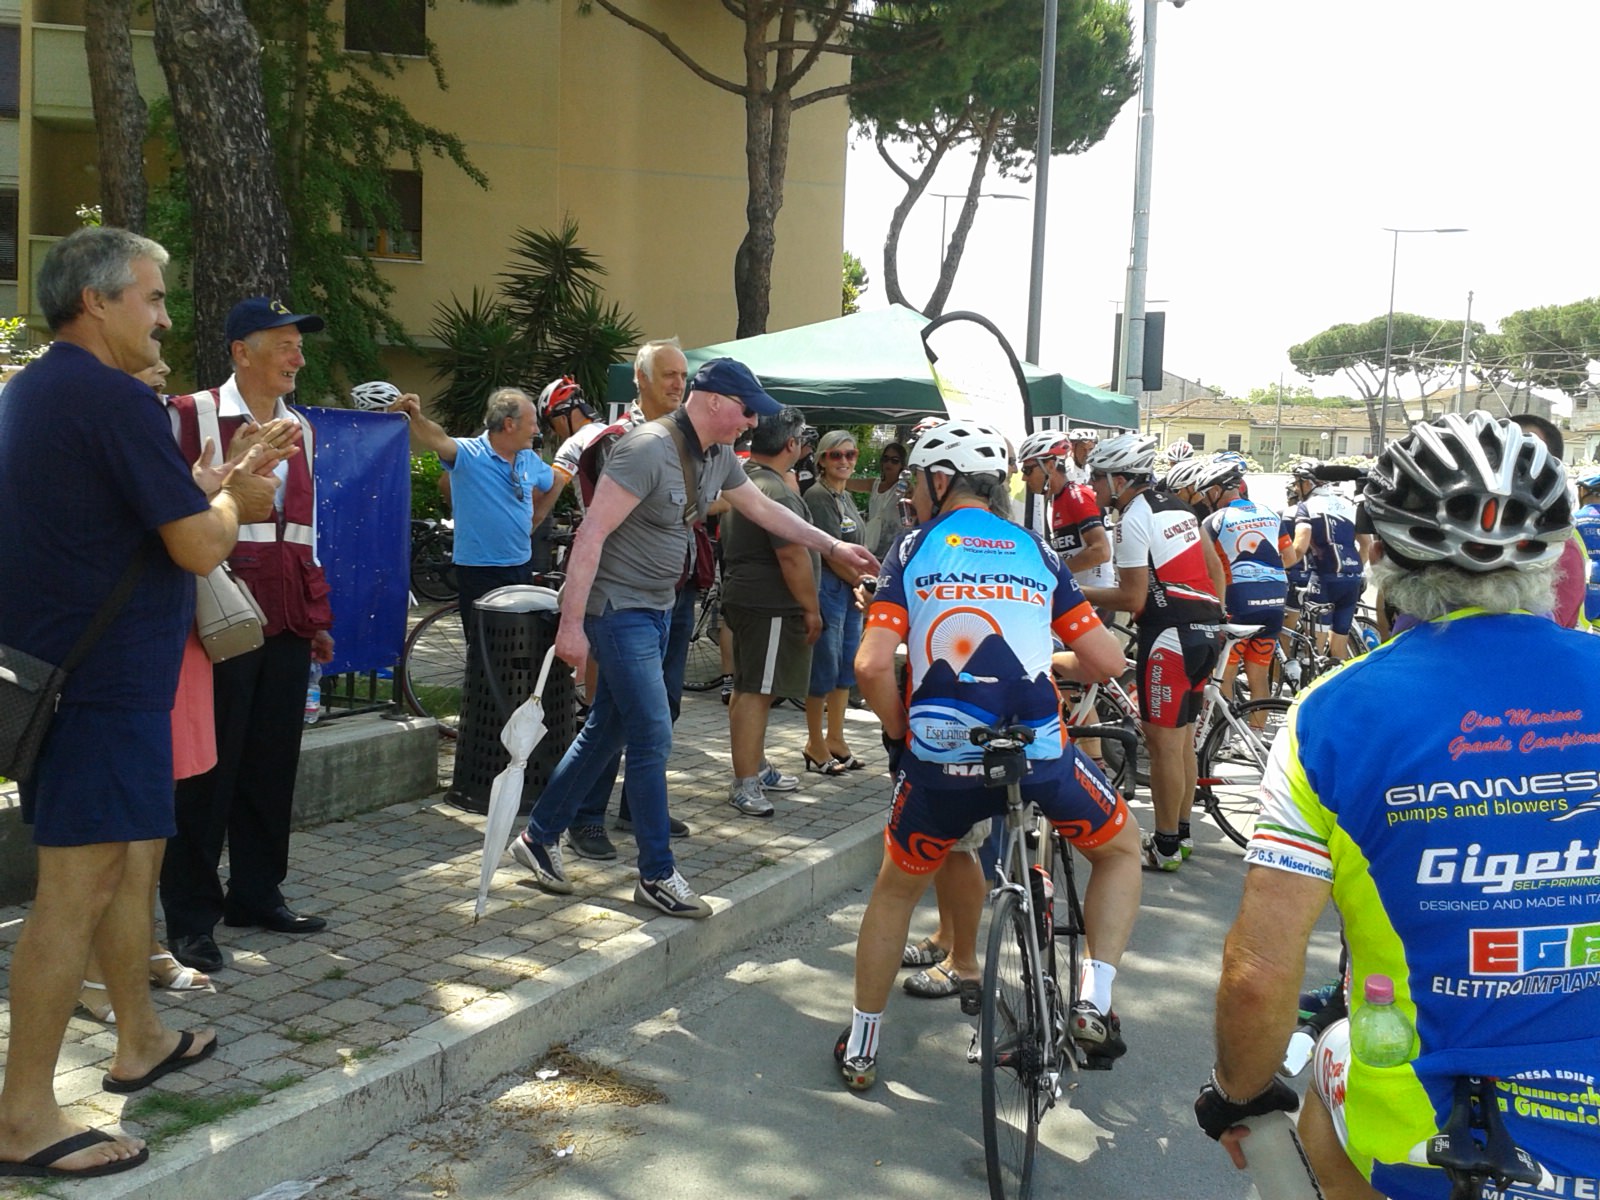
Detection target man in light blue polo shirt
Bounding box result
[393,387,553,641]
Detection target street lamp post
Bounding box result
[931,192,1027,275]
[1377,226,1467,449]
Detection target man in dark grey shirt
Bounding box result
[511,359,879,918]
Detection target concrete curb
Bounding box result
[96,812,886,1200]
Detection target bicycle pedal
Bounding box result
[966,1033,981,1065]
[958,978,982,1017]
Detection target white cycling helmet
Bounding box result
[1086,433,1158,478]
[351,380,401,411]
[1194,454,1245,493]
[1067,428,1100,443]
[1018,430,1071,464]
[1363,410,1572,573]
[907,421,1009,478]
[1164,439,1195,461]
[1163,456,1211,493]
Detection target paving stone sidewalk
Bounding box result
[0,692,891,1198]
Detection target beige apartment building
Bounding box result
[12,1,848,397]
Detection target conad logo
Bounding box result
[944,534,1016,550]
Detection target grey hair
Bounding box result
[1370,553,1557,622]
[817,429,857,457]
[483,387,530,433]
[635,337,683,382]
[750,406,805,456]
[37,226,169,331]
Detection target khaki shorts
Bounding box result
[724,604,813,699]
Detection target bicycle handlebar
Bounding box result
[1066,722,1138,755]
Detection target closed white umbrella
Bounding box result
[475,645,558,920]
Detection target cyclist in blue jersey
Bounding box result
[1290,462,1369,660]
[1199,456,1286,715]
[835,423,1142,1092]
[1279,473,1311,658]
[1575,469,1600,626]
[1197,412,1596,1200]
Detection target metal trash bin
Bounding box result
[445,585,577,815]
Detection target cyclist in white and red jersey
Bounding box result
[835,422,1141,1092]
[530,377,605,528]
[1080,433,1225,872]
[1198,412,1596,1200]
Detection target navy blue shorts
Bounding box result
[20,704,176,846]
[1307,573,1363,635]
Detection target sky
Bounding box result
[841,0,1600,406]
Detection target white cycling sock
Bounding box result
[1080,959,1117,1015]
[847,1009,881,1060]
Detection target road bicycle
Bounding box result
[1265,599,1382,698]
[970,721,1135,1200]
[681,576,726,692]
[409,518,456,603]
[398,601,465,736]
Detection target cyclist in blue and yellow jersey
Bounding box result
[1199,456,1287,715]
[1081,433,1227,872]
[835,422,1142,1092]
[1574,468,1600,626]
[1197,411,1598,1200]
[1290,460,1370,660]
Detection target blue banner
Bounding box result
[300,407,411,676]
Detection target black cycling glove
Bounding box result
[1194,1073,1299,1141]
[881,730,905,777]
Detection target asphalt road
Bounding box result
[311,808,1343,1200]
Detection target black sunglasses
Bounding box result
[881,455,904,466]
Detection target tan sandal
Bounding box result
[77,981,115,1024]
[149,951,211,991]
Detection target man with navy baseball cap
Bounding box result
[222,296,325,346]
[686,357,782,417]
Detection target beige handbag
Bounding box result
[195,564,265,662]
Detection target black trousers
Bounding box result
[161,632,311,938]
[455,561,533,647]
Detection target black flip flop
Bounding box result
[102,1029,218,1094]
[0,1129,149,1178]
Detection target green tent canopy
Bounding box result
[603,305,1137,430]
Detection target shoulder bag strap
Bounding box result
[59,537,158,673]
[660,417,707,527]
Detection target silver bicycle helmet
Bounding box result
[1576,467,1600,493]
[1067,428,1100,443]
[1162,456,1211,494]
[1018,430,1071,464]
[1289,459,1320,482]
[1164,439,1195,461]
[1086,433,1158,478]
[1194,455,1245,493]
[350,380,401,411]
[907,421,1009,478]
[1364,410,1573,573]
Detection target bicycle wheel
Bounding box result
[681,587,726,692]
[1048,834,1085,1034]
[1197,697,1291,848]
[1087,693,1140,800]
[399,603,466,735]
[1347,615,1382,658]
[981,889,1043,1200]
[409,532,457,603]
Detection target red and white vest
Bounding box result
[169,387,333,639]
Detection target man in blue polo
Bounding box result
[393,386,554,644]
[508,359,879,918]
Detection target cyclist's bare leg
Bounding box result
[931,849,985,980]
[1242,659,1271,723]
[718,623,733,678]
[1327,630,1350,661]
[1297,1088,1381,1200]
[1075,818,1142,968]
[853,853,936,1013]
[1145,721,1197,834]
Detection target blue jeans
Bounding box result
[524,605,676,879]
[808,573,862,696]
[570,584,696,828]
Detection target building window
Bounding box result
[0,191,16,282]
[1226,434,1242,452]
[1362,437,1372,455]
[1186,432,1205,450]
[1335,435,1348,455]
[345,0,425,57]
[1298,438,1311,455]
[1259,437,1276,454]
[0,26,18,119]
[344,170,422,259]
[1576,392,1589,411]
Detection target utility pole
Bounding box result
[1118,0,1162,398]
[1024,0,1059,366]
[1459,290,1474,415]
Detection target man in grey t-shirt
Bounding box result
[511,359,879,919]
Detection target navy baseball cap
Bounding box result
[688,357,781,416]
[224,296,326,347]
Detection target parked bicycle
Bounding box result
[409,518,457,603]
[398,602,465,736]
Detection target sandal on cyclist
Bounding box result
[901,936,946,968]
[903,961,968,999]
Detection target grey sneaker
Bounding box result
[729,781,775,818]
[758,763,799,793]
[614,813,692,838]
[634,870,711,919]
[511,834,574,895]
[567,824,617,861]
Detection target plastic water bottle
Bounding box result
[304,661,322,725]
[1349,974,1414,1067]
[1029,864,1055,945]
[1238,1111,1325,1199]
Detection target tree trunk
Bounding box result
[153,0,292,388]
[84,0,148,232]
[733,9,790,339]
[877,130,951,312]
[924,112,1002,319]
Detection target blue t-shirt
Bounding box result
[444,434,554,567]
[866,505,1101,774]
[1249,611,1600,1193]
[1575,502,1600,623]
[0,342,208,709]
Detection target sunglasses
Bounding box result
[880,456,903,466]
[1089,470,1108,481]
[825,449,858,462]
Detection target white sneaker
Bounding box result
[729,781,776,817]
[758,763,799,792]
[634,871,712,919]
[1141,833,1182,873]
